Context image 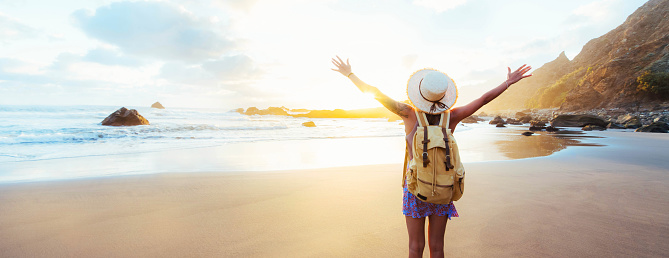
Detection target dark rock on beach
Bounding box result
[530,120,547,127]
[624,118,643,129]
[151,102,165,109]
[654,116,669,124]
[521,132,534,136]
[583,124,607,131]
[550,115,607,128]
[616,114,643,128]
[545,126,560,132]
[606,122,625,129]
[101,107,149,126]
[635,122,669,133]
[528,120,547,131]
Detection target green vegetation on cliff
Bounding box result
[637,71,669,99]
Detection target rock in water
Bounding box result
[529,120,547,131]
[521,132,534,136]
[302,121,316,127]
[151,102,165,109]
[489,116,505,125]
[244,106,288,116]
[635,122,669,133]
[506,118,522,125]
[101,107,150,126]
[519,115,533,123]
[461,116,479,123]
[550,115,607,127]
[245,107,260,115]
[583,124,606,131]
[545,126,560,132]
[606,122,625,129]
[530,120,546,127]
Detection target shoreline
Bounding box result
[0,123,609,184]
[0,131,667,257]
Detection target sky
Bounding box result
[0,0,649,110]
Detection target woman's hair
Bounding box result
[425,113,442,126]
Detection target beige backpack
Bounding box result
[402,110,465,204]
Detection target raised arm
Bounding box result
[331,56,413,119]
[451,65,532,125]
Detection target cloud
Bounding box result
[159,62,212,85]
[46,48,146,73]
[71,1,235,62]
[412,0,468,12]
[159,54,262,86]
[0,58,58,85]
[202,54,261,81]
[83,48,145,67]
[47,52,81,72]
[572,0,614,23]
[0,12,39,44]
[211,0,259,11]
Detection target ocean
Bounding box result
[0,105,408,162]
[0,105,423,182]
[0,105,595,183]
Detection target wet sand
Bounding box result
[0,131,667,257]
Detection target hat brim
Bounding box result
[407,68,458,114]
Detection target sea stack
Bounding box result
[151,102,165,109]
[101,107,150,126]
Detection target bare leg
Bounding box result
[427,215,448,258]
[405,216,426,258]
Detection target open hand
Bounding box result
[331,56,352,77]
[507,64,532,85]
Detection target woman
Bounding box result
[331,56,532,258]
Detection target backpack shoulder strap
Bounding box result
[415,110,428,127]
[402,142,409,187]
[440,110,451,129]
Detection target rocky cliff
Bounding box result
[485,0,669,112]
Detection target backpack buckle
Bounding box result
[422,152,429,167]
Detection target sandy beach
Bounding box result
[1,131,668,257]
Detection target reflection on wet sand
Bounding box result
[495,128,605,159]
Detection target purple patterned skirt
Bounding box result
[403,186,459,219]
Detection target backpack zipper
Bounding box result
[417,178,453,188]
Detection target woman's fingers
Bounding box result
[336,56,345,65]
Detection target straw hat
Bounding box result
[407,68,458,114]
